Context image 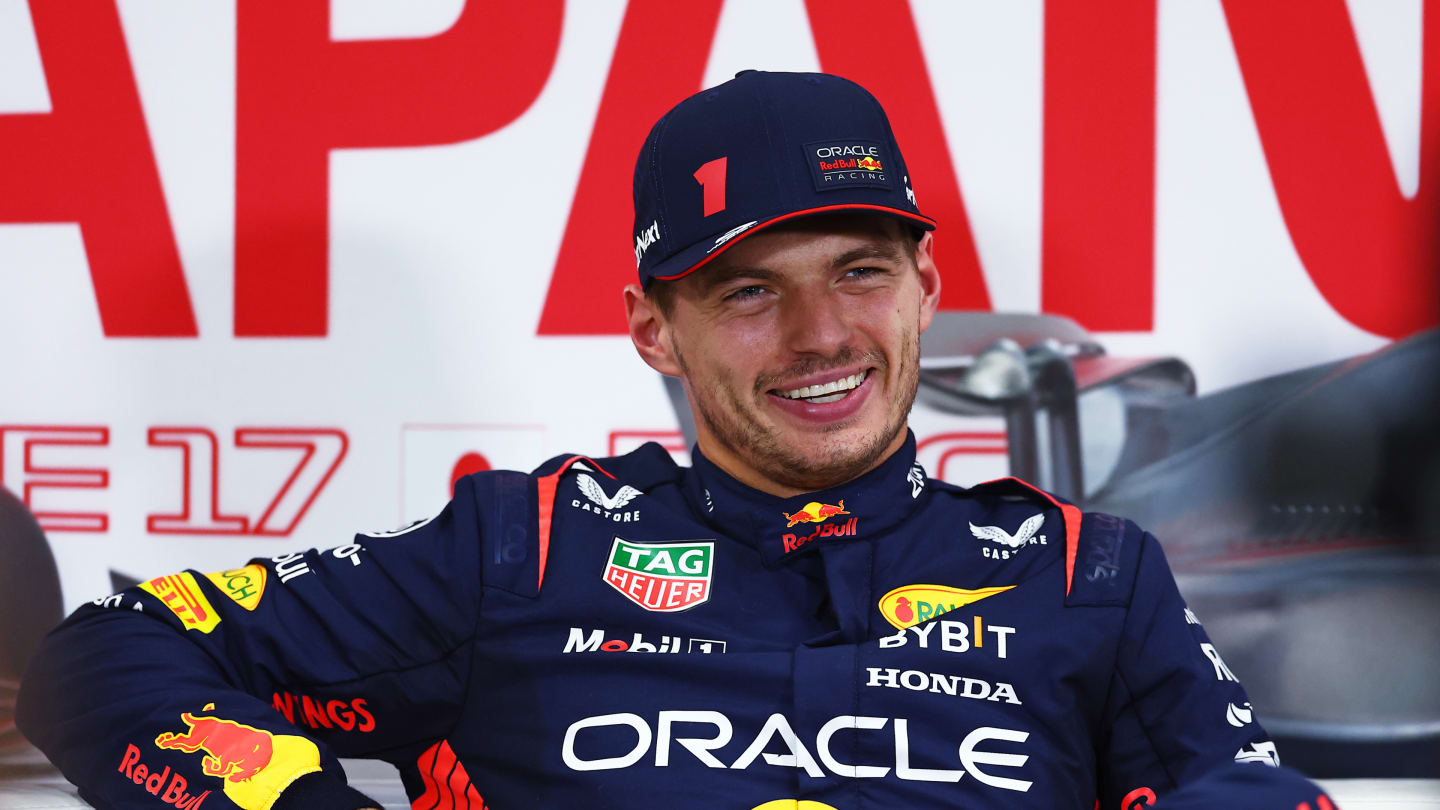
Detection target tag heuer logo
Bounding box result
[603,537,714,612]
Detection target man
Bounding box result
[19,71,1333,810]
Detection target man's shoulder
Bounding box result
[528,441,685,486]
[453,441,686,492]
[925,475,1154,607]
[449,443,688,598]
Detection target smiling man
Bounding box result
[19,71,1333,810]
[628,212,934,495]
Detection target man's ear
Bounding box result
[624,283,683,377]
[914,232,942,333]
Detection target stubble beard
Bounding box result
[677,325,921,492]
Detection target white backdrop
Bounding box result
[0,0,1430,609]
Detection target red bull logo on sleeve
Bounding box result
[118,744,212,809]
[856,156,883,171]
[153,702,321,810]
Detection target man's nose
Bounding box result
[780,288,853,356]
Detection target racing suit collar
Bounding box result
[684,431,927,567]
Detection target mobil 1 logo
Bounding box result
[603,537,714,613]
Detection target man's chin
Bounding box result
[753,426,899,492]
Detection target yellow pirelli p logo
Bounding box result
[140,572,220,633]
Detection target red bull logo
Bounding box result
[782,517,859,553]
[856,156,883,171]
[155,709,275,782]
[117,744,211,809]
[783,500,849,528]
[154,703,321,810]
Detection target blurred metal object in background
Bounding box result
[917,312,1196,501]
[916,313,1440,777]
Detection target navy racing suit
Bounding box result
[17,433,1332,809]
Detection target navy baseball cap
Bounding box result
[633,70,936,288]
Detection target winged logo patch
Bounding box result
[970,513,1047,560]
[573,473,643,523]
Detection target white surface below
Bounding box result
[0,756,1435,809]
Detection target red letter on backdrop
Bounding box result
[235,0,562,336]
[805,0,991,314]
[1041,1,1157,331]
[537,0,727,335]
[0,2,197,337]
[1224,0,1440,339]
[0,426,110,533]
[539,0,992,335]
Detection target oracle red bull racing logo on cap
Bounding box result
[603,537,714,612]
[152,702,321,810]
[805,138,891,191]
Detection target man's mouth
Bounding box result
[771,369,870,404]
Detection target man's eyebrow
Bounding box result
[694,265,780,294]
[830,242,905,269]
[694,240,904,293]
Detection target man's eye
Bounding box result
[725,285,767,302]
[846,266,886,279]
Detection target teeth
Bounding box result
[776,369,868,401]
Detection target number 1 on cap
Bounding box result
[694,157,727,217]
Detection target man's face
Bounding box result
[631,214,941,493]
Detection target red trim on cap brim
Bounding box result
[652,204,938,282]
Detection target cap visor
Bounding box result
[650,204,937,283]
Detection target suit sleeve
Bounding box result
[15,475,490,810]
[1096,529,1295,809]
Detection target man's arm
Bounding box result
[1096,528,1317,808]
[16,476,489,810]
